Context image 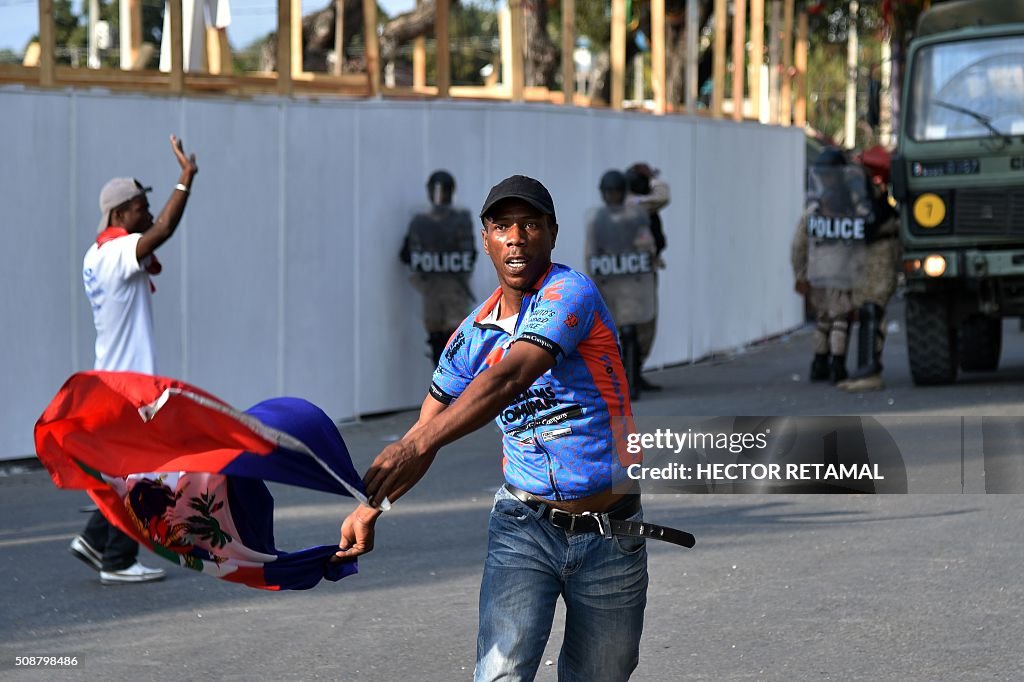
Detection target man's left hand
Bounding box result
[170,134,198,177]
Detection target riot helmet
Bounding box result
[599,170,627,191]
[808,161,872,219]
[427,170,456,206]
[599,170,627,207]
[808,147,857,215]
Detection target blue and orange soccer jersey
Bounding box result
[429,263,639,500]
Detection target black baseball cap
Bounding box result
[479,175,556,222]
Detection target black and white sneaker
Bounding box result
[69,536,102,572]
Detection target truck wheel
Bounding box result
[959,315,1002,372]
[906,294,959,385]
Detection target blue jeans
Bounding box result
[475,485,648,682]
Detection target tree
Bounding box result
[522,0,559,88]
[258,0,480,80]
[36,0,163,68]
[258,0,368,73]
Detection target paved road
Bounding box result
[2,301,1023,681]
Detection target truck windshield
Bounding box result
[909,34,1024,142]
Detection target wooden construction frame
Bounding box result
[10,0,805,123]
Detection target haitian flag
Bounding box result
[34,371,371,590]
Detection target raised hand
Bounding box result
[170,134,198,176]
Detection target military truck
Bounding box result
[890,0,1024,385]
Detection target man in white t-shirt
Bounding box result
[70,135,198,585]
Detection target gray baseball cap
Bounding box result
[97,177,151,233]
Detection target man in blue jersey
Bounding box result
[336,175,653,681]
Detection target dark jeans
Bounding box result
[475,486,647,681]
[81,510,138,571]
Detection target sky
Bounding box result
[0,0,416,55]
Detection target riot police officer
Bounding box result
[585,170,657,398]
[840,146,900,392]
[400,170,476,364]
[791,148,874,384]
[624,162,670,391]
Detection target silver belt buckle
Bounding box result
[549,508,574,531]
[582,511,613,539]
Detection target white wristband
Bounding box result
[175,183,190,193]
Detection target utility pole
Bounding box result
[880,33,893,146]
[844,0,859,149]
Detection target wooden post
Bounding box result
[334,0,346,76]
[170,0,184,93]
[651,0,666,114]
[277,0,293,94]
[562,0,576,105]
[413,0,425,87]
[436,0,450,97]
[413,36,426,86]
[712,0,726,117]
[750,0,764,121]
[291,0,304,77]
[37,0,55,86]
[87,0,99,68]
[731,0,747,120]
[206,28,233,74]
[685,0,698,112]
[199,23,210,73]
[130,0,143,67]
[781,0,793,125]
[611,0,626,110]
[207,28,222,74]
[220,30,233,74]
[509,0,525,102]
[768,0,780,123]
[795,9,807,126]
[499,6,511,88]
[119,0,131,69]
[362,0,380,95]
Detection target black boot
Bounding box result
[619,325,641,400]
[810,353,830,381]
[848,303,884,381]
[428,332,447,365]
[830,354,848,384]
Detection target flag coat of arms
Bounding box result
[35,371,368,590]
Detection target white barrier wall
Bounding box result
[0,87,804,459]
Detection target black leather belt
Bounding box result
[503,484,695,549]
